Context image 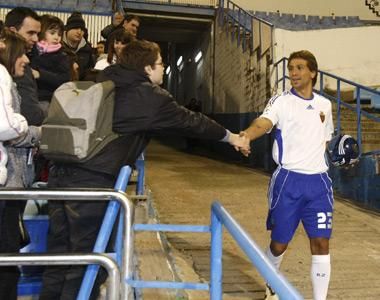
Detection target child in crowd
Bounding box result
[94,28,134,70]
[31,14,71,112]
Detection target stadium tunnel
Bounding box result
[133,10,215,108]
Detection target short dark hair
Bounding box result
[38,14,64,40]
[119,39,160,73]
[107,28,135,64]
[288,50,318,87]
[5,7,40,30]
[124,14,140,23]
[0,28,27,75]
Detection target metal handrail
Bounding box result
[78,166,133,300]
[274,57,380,156]
[210,202,303,299]
[0,253,120,300]
[0,189,134,299]
[131,202,302,299]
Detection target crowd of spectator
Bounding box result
[0,6,248,300]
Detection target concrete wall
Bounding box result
[273,26,380,90]
[231,0,380,20]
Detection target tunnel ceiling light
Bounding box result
[176,56,183,67]
[165,65,171,75]
[195,51,202,63]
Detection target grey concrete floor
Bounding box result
[137,140,380,300]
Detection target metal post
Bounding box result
[355,87,362,153]
[0,189,133,300]
[282,58,286,92]
[136,152,145,195]
[211,202,303,299]
[0,254,119,300]
[337,80,341,135]
[78,166,132,300]
[320,73,324,96]
[210,209,223,300]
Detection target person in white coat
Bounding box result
[0,28,41,300]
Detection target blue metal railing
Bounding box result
[78,166,133,300]
[218,0,273,52]
[131,201,303,299]
[218,0,253,52]
[274,57,380,156]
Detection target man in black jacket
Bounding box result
[5,7,46,125]
[62,13,94,80]
[40,39,250,300]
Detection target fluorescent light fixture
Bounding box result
[165,65,171,75]
[195,51,202,63]
[176,56,183,67]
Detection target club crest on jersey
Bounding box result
[319,111,325,123]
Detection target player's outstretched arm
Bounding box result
[238,117,273,157]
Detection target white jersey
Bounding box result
[261,88,334,174]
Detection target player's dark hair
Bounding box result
[288,50,318,87]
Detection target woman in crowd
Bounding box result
[94,28,134,70]
[30,14,71,112]
[0,28,41,300]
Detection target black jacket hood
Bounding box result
[99,64,150,88]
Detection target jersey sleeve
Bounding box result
[260,94,282,129]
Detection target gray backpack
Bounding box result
[40,80,118,163]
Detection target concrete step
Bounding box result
[338,121,380,130]
[362,143,380,153]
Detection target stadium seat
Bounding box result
[77,1,94,12]
[279,13,294,29]
[320,16,335,29]
[307,15,321,29]
[267,11,281,25]
[27,0,43,9]
[371,89,380,109]
[59,0,78,10]
[254,11,268,21]
[347,16,363,27]
[93,0,112,13]
[40,0,59,9]
[11,0,25,5]
[285,14,307,30]
[335,16,348,27]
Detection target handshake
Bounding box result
[228,131,251,157]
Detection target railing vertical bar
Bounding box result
[211,202,303,299]
[115,210,124,267]
[218,0,224,26]
[320,73,324,96]
[282,58,286,92]
[355,87,362,153]
[336,80,341,135]
[136,152,145,195]
[237,8,241,46]
[210,209,223,300]
[78,166,132,300]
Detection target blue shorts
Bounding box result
[266,167,334,244]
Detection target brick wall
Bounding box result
[202,20,272,115]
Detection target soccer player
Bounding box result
[240,50,334,300]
